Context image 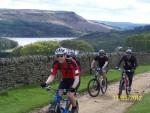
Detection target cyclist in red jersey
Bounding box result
[41,47,80,113]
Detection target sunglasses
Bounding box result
[56,55,64,58]
[66,55,71,58]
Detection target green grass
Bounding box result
[0,65,150,113]
[0,85,52,113]
[125,93,150,113]
[135,65,150,74]
[107,65,150,83]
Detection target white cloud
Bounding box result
[0,0,150,23]
[0,0,12,8]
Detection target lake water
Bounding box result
[5,37,76,46]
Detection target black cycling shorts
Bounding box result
[58,78,80,91]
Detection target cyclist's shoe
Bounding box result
[128,87,131,93]
[71,107,78,113]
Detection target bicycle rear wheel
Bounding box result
[125,83,130,96]
[87,78,100,97]
[100,78,108,94]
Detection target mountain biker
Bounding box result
[91,49,109,80]
[41,47,80,113]
[116,49,138,93]
[66,50,81,71]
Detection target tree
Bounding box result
[12,41,59,56]
[60,40,94,52]
[125,33,150,52]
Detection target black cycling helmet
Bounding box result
[99,49,105,55]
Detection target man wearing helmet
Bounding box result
[116,49,138,93]
[91,49,109,80]
[41,47,80,113]
[66,50,81,71]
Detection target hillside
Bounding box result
[92,20,147,30]
[0,9,116,37]
[79,25,150,52]
[0,38,18,50]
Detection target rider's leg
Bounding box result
[68,79,80,113]
[102,67,108,79]
[67,80,80,107]
[102,69,107,80]
[67,92,77,107]
[58,80,65,96]
[126,72,134,91]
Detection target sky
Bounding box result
[0,0,150,23]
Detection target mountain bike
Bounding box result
[45,86,79,113]
[87,68,108,97]
[117,69,131,99]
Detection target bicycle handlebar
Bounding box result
[116,68,131,72]
[45,86,57,91]
[45,86,69,94]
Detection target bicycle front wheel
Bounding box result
[100,78,108,94]
[76,101,79,113]
[118,79,124,99]
[87,78,100,97]
[47,103,61,113]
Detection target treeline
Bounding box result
[0,38,18,51]
[79,25,150,52]
[126,33,150,52]
[12,40,94,56]
[79,31,126,52]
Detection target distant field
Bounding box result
[0,65,150,113]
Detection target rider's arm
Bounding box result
[71,60,80,88]
[46,75,55,84]
[46,61,58,84]
[134,56,138,69]
[91,60,96,69]
[91,56,99,69]
[117,56,124,67]
[102,56,109,69]
[72,76,79,88]
[102,61,108,69]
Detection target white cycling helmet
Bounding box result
[99,49,105,55]
[126,49,132,54]
[67,50,75,57]
[55,47,67,55]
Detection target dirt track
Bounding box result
[30,72,150,113]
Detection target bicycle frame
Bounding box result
[95,68,103,78]
[118,69,131,98]
[122,70,129,89]
[47,87,71,113]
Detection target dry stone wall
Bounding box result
[0,53,150,90]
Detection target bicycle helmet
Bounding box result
[99,49,105,55]
[67,50,75,57]
[55,47,67,55]
[126,49,132,54]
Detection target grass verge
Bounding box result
[125,92,150,113]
